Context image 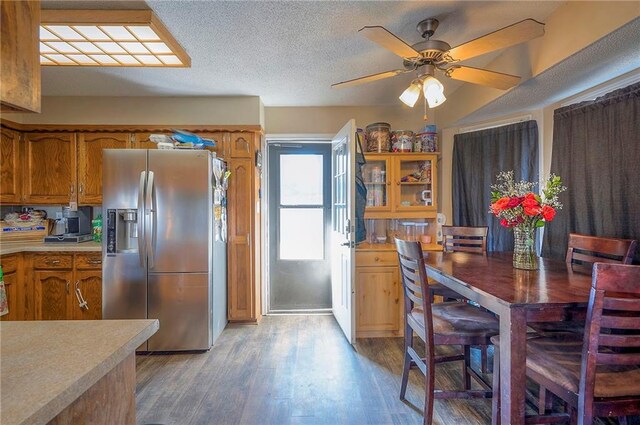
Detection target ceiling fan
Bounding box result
[332,17,545,108]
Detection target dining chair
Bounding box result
[491,263,640,425]
[395,238,499,425]
[531,233,637,335]
[430,225,491,372]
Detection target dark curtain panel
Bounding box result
[542,82,640,263]
[452,120,539,252]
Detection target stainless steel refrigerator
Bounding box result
[102,149,227,352]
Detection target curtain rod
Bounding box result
[458,115,533,134]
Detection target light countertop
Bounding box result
[0,241,102,256]
[0,319,158,425]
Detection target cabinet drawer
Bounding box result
[33,254,73,269]
[356,251,398,267]
[75,253,102,269]
[0,254,18,273]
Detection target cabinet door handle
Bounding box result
[87,260,101,265]
[47,259,61,264]
[66,280,70,294]
[74,281,88,310]
[70,184,74,194]
[79,183,84,194]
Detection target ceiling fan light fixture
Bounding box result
[422,76,446,108]
[399,81,422,108]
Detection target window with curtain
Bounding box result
[542,82,640,263]
[452,120,539,252]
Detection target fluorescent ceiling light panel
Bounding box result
[73,25,110,40]
[40,27,59,40]
[120,42,150,54]
[127,26,160,41]
[40,9,190,67]
[45,25,83,40]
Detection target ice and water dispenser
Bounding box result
[106,209,139,254]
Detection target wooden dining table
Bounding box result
[422,251,593,425]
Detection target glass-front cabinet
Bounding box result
[361,156,391,212]
[394,155,437,213]
[363,153,438,218]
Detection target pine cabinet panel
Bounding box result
[132,132,162,149]
[0,0,40,113]
[355,266,401,336]
[199,132,226,158]
[227,159,254,321]
[23,133,77,204]
[73,271,102,320]
[78,133,130,204]
[34,270,73,320]
[0,128,22,203]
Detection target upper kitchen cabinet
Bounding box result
[0,0,40,113]
[23,133,77,204]
[229,133,253,158]
[198,132,226,158]
[77,133,131,204]
[0,127,22,204]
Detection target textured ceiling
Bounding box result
[458,17,640,125]
[40,0,563,106]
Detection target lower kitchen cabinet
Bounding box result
[355,266,402,337]
[73,270,102,320]
[2,251,104,321]
[34,270,74,320]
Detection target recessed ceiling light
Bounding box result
[40,9,190,67]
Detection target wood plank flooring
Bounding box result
[135,315,632,425]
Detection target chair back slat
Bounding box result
[598,334,640,348]
[406,290,423,306]
[603,296,640,311]
[600,315,640,330]
[580,263,640,407]
[596,352,640,366]
[442,226,488,254]
[566,233,637,267]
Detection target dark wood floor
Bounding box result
[135,315,631,425]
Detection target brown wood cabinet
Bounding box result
[23,252,103,321]
[0,254,23,321]
[34,270,74,320]
[227,158,256,321]
[23,133,77,204]
[77,133,131,204]
[0,0,40,113]
[0,127,22,204]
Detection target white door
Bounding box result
[331,119,356,344]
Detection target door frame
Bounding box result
[262,135,334,315]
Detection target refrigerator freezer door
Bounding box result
[147,273,212,351]
[147,150,212,273]
[102,149,148,321]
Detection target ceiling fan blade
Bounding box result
[445,66,521,90]
[445,19,544,62]
[332,69,406,89]
[359,26,420,59]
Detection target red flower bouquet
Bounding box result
[489,171,566,269]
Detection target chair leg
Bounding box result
[618,417,628,425]
[424,362,435,425]
[538,386,552,414]
[400,323,412,401]
[492,344,500,425]
[481,345,489,373]
[463,345,472,391]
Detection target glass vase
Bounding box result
[513,227,538,270]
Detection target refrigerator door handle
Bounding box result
[138,171,146,267]
[146,171,155,269]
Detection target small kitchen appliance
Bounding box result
[44,206,93,243]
